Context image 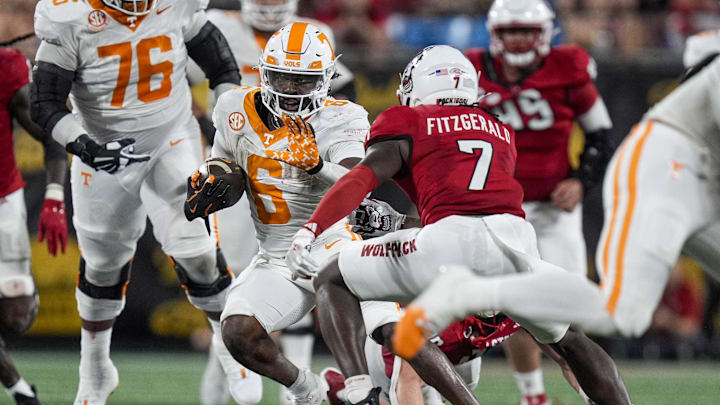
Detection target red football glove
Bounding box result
[38,192,68,256]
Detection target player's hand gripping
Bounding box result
[286,226,321,279]
[349,198,407,239]
[265,114,321,172]
[38,184,67,256]
[66,134,150,174]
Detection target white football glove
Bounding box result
[286,227,321,279]
[349,198,406,239]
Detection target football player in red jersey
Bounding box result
[0,42,68,405]
[464,1,614,403]
[281,45,630,405]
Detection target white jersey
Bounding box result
[644,57,720,168]
[206,11,336,87]
[34,0,208,151]
[212,86,368,257]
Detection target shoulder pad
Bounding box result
[547,45,595,82]
[214,85,258,118]
[34,0,91,45]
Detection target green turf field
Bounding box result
[10,351,720,404]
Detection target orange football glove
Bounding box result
[265,114,321,172]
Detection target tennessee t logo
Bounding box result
[81,171,92,186]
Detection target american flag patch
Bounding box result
[433,68,448,76]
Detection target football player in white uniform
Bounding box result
[186,2,357,403]
[30,1,242,404]
[185,22,400,405]
[395,30,720,373]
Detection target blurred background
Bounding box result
[1,0,720,402]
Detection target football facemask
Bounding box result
[102,0,155,16]
[487,0,555,67]
[241,0,299,32]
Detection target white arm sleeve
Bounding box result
[577,97,612,132]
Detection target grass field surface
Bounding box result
[10,351,720,404]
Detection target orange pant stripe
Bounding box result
[606,121,654,315]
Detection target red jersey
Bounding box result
[465,46,600,201]
[0,48,29,198]
[367,104,524,225]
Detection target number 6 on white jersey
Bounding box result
[457,139,494,190]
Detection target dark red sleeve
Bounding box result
[366,105,416,148]
[0,49,30,104]
[306,165,378,237]
[568,80,600,117]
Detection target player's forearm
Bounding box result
[43,141,68,187]
[306,165,378,236]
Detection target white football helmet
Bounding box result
[259,22,336,118]
[487,0,555,67]
[242,0,299,32]
[101,0,155,16]
[397,45,479,107]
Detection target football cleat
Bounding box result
[200,346,230,405]
[291,370,328,405]
[392,306,430,359]
[349,387,382,405]
[321,367,347,405]
[13,385,41,405]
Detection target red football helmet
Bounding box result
[487,0,555,67]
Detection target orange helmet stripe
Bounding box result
[285,22,308,60]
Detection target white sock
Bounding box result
[513,369,545,397]
[287,369,314,398]
[7,378,34,397]
[80,328,112,374]
[344,374,373,404]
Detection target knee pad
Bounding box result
[173,248,233,313]
[0,293,38,336]
[76,259,131,321]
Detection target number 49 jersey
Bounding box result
[34,0,208,150]
[368,105,524,226]
[465,46,600,201]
